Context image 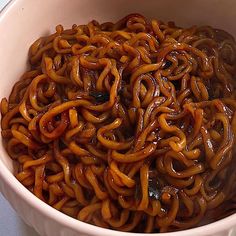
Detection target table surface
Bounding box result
[0,193,39,236]
[0,0,39,235]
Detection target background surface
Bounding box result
[0,0,38,235]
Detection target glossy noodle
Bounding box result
[1,14,236,233]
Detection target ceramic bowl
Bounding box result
[0,0,236,235]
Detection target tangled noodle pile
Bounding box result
[1,14,236,232]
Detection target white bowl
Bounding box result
[0,0,236,235]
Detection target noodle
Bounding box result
[1,13,236,233]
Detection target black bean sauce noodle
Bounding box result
[1,14,236,233]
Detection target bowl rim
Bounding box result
[0,0,236,235]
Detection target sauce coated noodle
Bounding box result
[1,14,236,233]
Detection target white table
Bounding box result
[0,0,38,235]
[0,194,39,236]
